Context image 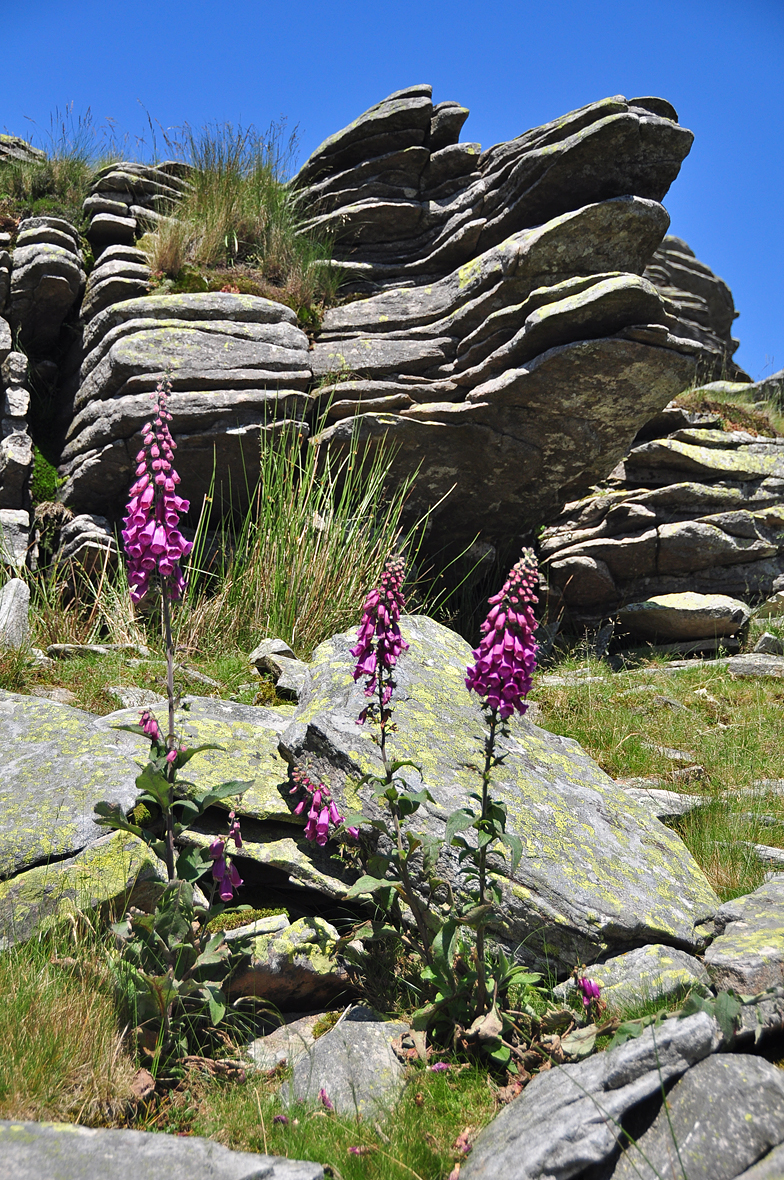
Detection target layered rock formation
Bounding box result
[644,234,748,379]
[84,161,191,255]
[292,87,693,290]
[286,86,716,553]
[541,378,784,625]
[0,88,747,560]
[60,292,312,516]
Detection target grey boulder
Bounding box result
[0,1120,322,1180]
[0,576,29,647]
[283,1005,408,1117]
[279,614,719,973]
[705,877,784,992]
[462,1010,720,1180]
[612,1053,784,1180]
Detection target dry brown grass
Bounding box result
[0,933,137,1124]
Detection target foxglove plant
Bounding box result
[343,555,440,970]
[459,548,539,1013]
[289,767,358,845]
[94,372,251,1067]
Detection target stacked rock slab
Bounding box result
[59,292,312,516]
[294,86,713,553]
[80,244,151,321]
[644,234,748,380]
[84,161,191,254]
[8,216,85,355]
[0,350,33,509]
[293,87,694,289]
[541,382,784,625]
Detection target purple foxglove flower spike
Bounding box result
[121,374,193,604]
[350,554,408,709]
[465,549,539,719]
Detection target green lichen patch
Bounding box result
[0,831,165,946]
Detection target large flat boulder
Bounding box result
[0,1120,323,1180]
[0,691,295,880]
[279,615,719,973]
[0,830,166,946]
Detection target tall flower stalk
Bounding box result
[464,549,539,1012]
[347,555,437,969]
[121,374,193,878]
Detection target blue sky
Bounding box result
[5,0,782,380]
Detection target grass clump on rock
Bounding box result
[144,120,341,322]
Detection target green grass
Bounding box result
[0,928,137,1124]
[175,419,419,661]
[0,106,108,226]
[533,621,784,900]
[676,381,784,436]
[139,1058,497,1180]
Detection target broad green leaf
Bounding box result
[457,902,494,928]
[175,844,213,882]
[93,801,144,839]
[200,983,226,1025]
[194,932,227,969]
[561,1024,597,1060]
[714,990,742,1041]
[344,874,390,898]
[445,809,475,846]
[176,743,225,764]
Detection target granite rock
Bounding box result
[283,1005,409,1116]
[618,592,751,641]
[612,1053,784,1180]
[704,877,784,992]
[279,614,719,973]
[59,292,312,517]
[0,1120,323,1180]
[9,217,85,355]
[0,576,29,647]
[462,1011,720,1180]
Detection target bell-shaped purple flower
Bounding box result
[121,375,193,604]
[350,555,408,708]
[465,549,539,720]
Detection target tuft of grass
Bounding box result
[143,121,341,320]
[532,650,784,900]
[0,105,108,226]
[175,422,418,661]
[0,928,137,1124]
[675,383,784,437]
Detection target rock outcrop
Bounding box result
[84,161,192,254]
[0,350,33,508]
[8,216,84,355]
[59,292,312,516]
[644,235,748,380]
[541,381,784,625]
[7,86,714,557]
[287,87,717,554]
[292,88,693,289]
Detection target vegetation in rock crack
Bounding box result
[676,379,784,437]
[143,120,342,321]
[0,105,109,226]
